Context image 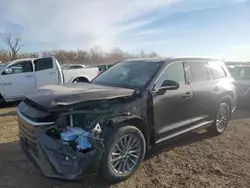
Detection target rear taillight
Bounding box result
[232,80,237,86]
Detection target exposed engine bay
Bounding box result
[18,87,146,180]
[47,120,103,153]
[44,99,133,154]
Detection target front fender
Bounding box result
[109,114,139,124]
[109,115,150,149]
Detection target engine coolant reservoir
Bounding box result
[60,127,85,141]
[60,127,91,150]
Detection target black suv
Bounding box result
[17,57,236,182]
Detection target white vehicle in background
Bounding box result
[0,56,99,104]
[61,64,86,70]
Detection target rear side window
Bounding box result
[34,57,53,71]
[208,62,227,79]
[186,61,209,83]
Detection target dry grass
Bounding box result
[0,106,249,188]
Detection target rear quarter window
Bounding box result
[208,62,227,79]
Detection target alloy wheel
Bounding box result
[110,134,141,175]
[216,106,228,132]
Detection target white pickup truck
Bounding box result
[0,56,99,104]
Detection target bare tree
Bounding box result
[138,50,147,58]
[0,49,10,62]
[0,33,24,60]
[89,46,104,63]
[148,52,159,58]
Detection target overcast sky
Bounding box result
[0,0,250,61]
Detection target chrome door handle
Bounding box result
[49,72,56,75]
[214,86,219,91]
[25,75,33,78]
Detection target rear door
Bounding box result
[1,60,36,99]
[34,57,59,87]
[186,60,219,124]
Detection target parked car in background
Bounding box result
[97,63,114,73]
[226,62,250,105]
[0,56,98,105]
[61,64,86,70]
[18,57,236,182]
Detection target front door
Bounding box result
[152,61,194,143]
[1,60,36,100]
[34,57,59,87]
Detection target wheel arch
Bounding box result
[217,93,234,118]
[110,115,150,150]
[72,76,90,83]
[0,93,6,105]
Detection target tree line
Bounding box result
[0,33,160,65]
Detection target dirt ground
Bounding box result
[0,104,250,188]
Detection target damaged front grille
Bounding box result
[18,109,54,158]
[18,117,39,157]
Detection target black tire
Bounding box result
[207,103,230,136]
[72,77,89,83]
[0,95,5,107]
[101,125,146,183]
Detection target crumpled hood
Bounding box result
[25,83,134,110]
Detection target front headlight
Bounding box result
[18,101,55,122]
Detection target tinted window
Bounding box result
[186,61,209,83]
[155,62,185,89]
[228,66,250,79]
[34,57,53,71]
[208,62,226,79]
[98,65,106,72]
[92,61,162,89]
[4,61,33,75]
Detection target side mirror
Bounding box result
[4,68,13,74]
[157,80,180,95]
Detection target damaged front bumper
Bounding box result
[18,110,103,180]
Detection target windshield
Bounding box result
[0,61,15,71]
[92,60,162,89]
[228,66,250,79]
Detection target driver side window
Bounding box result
[3,61,33,75]
[155,62,185,89]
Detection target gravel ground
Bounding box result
[0,104,250,188]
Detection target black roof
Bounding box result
[125,57,222,63]
[97,63,114,66]
[226,61,250,65]
[168,57,220,62]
